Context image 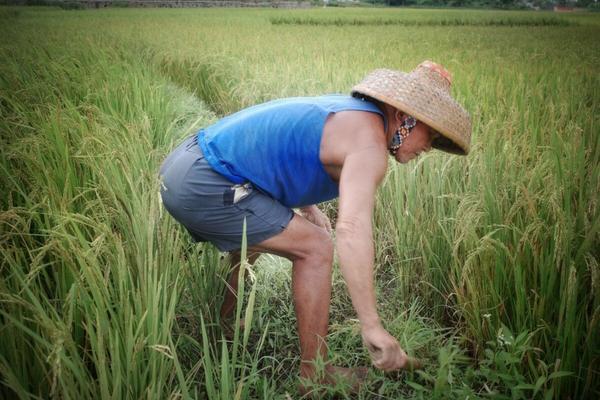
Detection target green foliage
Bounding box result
[160,57,244,117]
[588,1,600,11]
[1,6,598,399]
[0,21,211,398]
[270,15,574,26]
[405,325,573,399]
[59,1,86,9]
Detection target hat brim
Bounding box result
[351,68,471,155]
[352,86,469,156]
[431,134,465,155]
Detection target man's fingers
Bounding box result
[374,357,392,371]
[390,346,402,369]
[375,346,408,371]
[396,351,406,370]
[373,346,396,371]
[367,336,420,372]
[369,345,387,369]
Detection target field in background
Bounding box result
[1,6,598,399]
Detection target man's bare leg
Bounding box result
[293,253,368,392]
[219,251,261,321]
[249,215,367,390]
[290,244,333,379]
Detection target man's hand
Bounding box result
[361,324,408,371]
[299,205,332,233]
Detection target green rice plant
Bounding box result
[0,24,214,398]
[374,61,599,396]
[270,16,575,27]
[160,56,244,117]
[187,222,276,399]
[0,17,282,398]
[1,6,598,399]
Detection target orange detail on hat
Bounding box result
[418,60,453,86]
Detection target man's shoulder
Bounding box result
[327,110,384,138]
[321,110,387,176]
[326,110,387,154]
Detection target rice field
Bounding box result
[0,5,598,399]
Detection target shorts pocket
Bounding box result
[234,191,291,229]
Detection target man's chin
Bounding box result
[396,154,416,164]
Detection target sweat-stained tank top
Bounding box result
[197,94,385,208]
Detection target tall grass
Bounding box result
[270,16,575,27]
[0,23,214,398]
[0,15,289,398]
[374,65,599,396]
[1,6,598,399]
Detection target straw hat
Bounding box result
[351,61,471,155]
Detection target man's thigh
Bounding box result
[249,214,333,262]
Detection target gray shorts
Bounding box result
[159,135,294,252]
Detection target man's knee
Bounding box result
[251,215,334,266]
[302,229,334,266]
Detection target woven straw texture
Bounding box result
[351,66,471,155]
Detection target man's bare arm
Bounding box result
[336,147,386,329]
[336,146,408,371]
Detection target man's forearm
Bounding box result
[336,226,381,329]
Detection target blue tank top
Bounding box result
[197,94,385,208]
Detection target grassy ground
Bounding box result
[0,6,598,399]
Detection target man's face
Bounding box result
[394,121,437,164]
